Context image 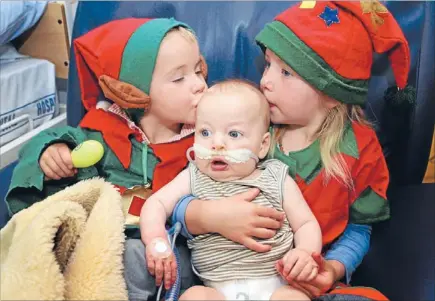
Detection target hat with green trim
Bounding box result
[256,1,415,106]
[74,17,207,111]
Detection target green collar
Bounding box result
[270,123,358,183]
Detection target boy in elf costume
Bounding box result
[5,18,207,300]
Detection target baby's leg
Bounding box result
[179,285,225,300]
[270,285,311,301]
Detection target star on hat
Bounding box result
[319,6,340,27]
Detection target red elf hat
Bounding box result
[256,1,415,106]
[74,17,202,111]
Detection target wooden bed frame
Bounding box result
[13,2,70,79]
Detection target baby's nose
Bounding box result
[212,145,226,151]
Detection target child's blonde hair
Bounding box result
[271,104,370,189]
[167,26,197,43]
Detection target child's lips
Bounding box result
[211,157,229,171]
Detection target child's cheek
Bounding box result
[195,158,210,175]
[230,160,257,179]
[269,109,283,124]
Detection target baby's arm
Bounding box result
[140,169,191,246]
[140,169,190,288]
[282,175,322,253]
[277,175,322,282]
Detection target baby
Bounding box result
[140,79,322,300]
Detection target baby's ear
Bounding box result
[259,132,271,159]
[200,55,208,80]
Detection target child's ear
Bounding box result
[259,132,271,159]
[323,94,340,109]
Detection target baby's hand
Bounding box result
[276,248,319,282]
[39,143,77,180]
[145,239,177,290]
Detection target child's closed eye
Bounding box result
[173,77,184,83]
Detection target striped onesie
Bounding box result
[188,159,294,282]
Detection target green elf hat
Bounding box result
[74,17,207,111]
[255,1,415,107]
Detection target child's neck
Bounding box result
[139,114,182,144]
[281,113,326,152]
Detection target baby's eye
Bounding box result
[200,129,211,137]
[282,69,292,77]
[229,131,242,138]
[265,61,271,69]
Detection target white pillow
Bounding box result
[0,1,47,46]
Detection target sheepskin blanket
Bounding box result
[0,178,127,300]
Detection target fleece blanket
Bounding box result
[1,178,127,300]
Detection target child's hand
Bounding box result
[145,242,177,290]
[276,248,319,282]
[39,143,77,180]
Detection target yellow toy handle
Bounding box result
[71,140,104,168]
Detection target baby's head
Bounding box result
[191,79,271,182]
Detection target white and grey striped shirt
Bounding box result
[188,159,294,282]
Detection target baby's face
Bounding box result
[194,89,270,182]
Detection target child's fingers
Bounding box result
[288,257,307,280]
[45,156,67,178]
[154,260,164,287]
[251,227,277,240]
[256,205,286,222]
[282,254,297,278]
[306,266,319,282]
[40,160,61,180]
[58,145,75,171]
[296,262,316,281]
[276,260,285,279]
[164,260,172,290]
[171,259,177,284]
[146,255,155,276]
[243,237,272,253]
[311,252,325,270]
[44,146,68,177]
[277,259,285,270]
[51,148,73,177]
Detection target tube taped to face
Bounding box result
[186,143,259,164]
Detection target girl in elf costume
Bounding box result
[5,18,208,300]
[175,1,414,300]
